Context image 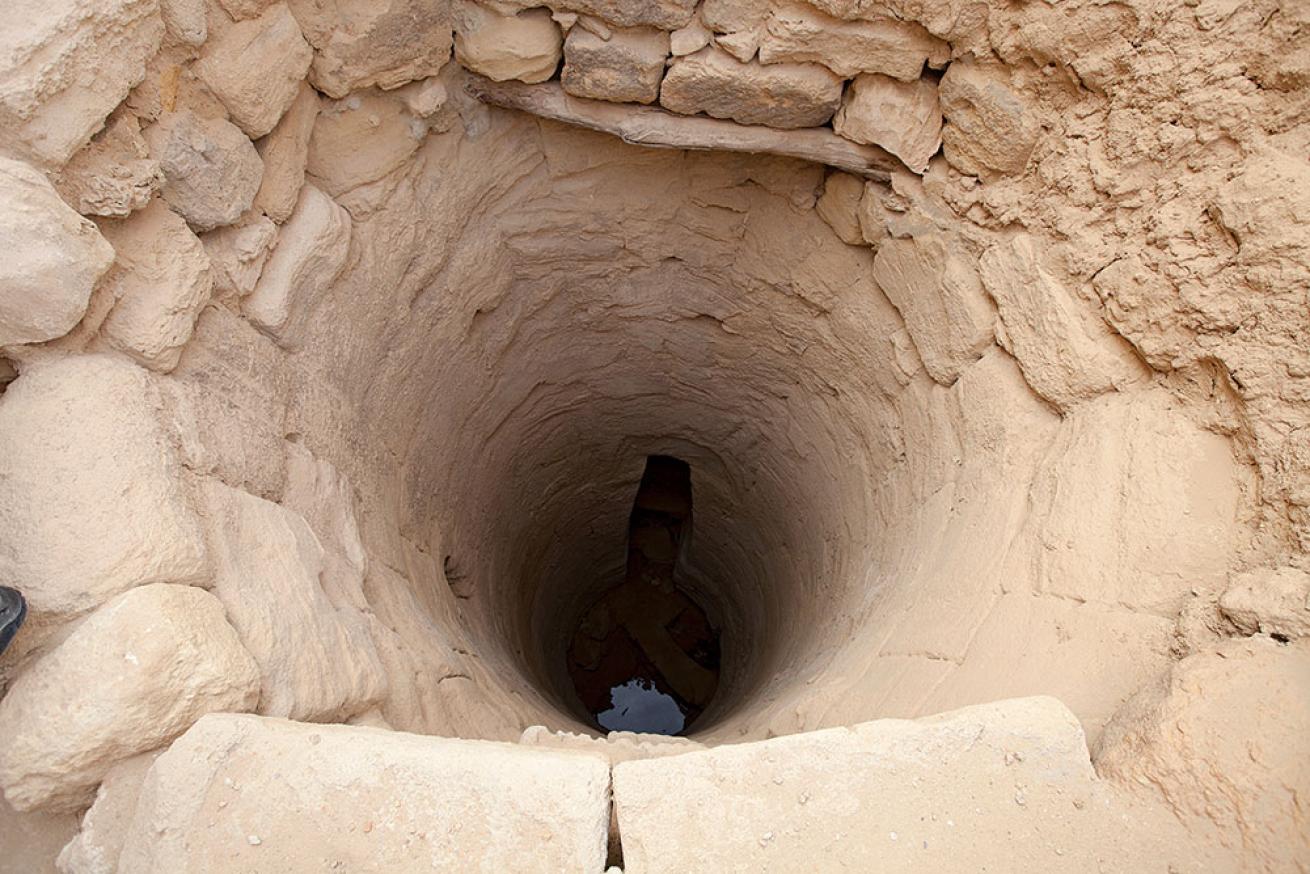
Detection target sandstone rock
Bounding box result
[1219,566,1310,639]
[159,0,206,46]
[96,199,214,372]
[287,0,453,98]
[53,112,164,218]
[870,235,994,385]
[0,0,163,165]
[562,26,670,104]
[939,60,1040,178]
[0,355,208,618]
[117,714,610,872]
[1096,638,1310,873]
[244,185,351,346]
[661,47,843,129]
[759,3,946,80]
[615,697,1219,872]
[0,584,260,812]
[0,795,80,874]
[201,217,278,302]
[193,5,313,139]
[455,4,562,85]
[978,235,1147,411]
[198,479,386,722]
[669,18,711,57]
[253,83,319,223]
[814,171,865,245]
[0,158,115,347]
[144,111,264,232]
[833,74,941,174]
[57,751,162,874]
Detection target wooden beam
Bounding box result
[462,73,901,181]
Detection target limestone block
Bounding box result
[243,185,351,346]
[96,199,214,372]
[0,0,163,165]
[193,5,313,139]
[0,584,260,812]
[305,90,422,197]
[0,158,115,346]
[870,235,994,385]
[216,0,278,20]
[699,0,765,34]
[660,47,843,129]
[1219,566,1310,639]
[543,0,696,30]
[939,60,1039,177]
[833,74,941,174]
[287,0,453,98]
[198,479,386,722]
[159,0,206,46]
[759,3,946,80]
[669,18,711,56]
[1096,638,1310,873]
[57,751,162,874]
[117,714,611,873]
[979,235,1147,411]
[53,112,164,218]
[0,355,208,618]
[144,111,264,232]
[454,4,563,85]
[814,171,865,245]
[562,26,670,104]
[713,29,760,63]
[615,697,1219,872]
[0,796,80,874]
[253,83,319,223]
[201,217,278,302]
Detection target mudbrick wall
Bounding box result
[0,0,1306,871]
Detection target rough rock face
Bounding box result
[201,217,278,302]
[454,4,563,85]
[562,26,669,104]
[117,714,611,873]
[0,584,259,812]
[0,0,163,165]
[833,74,940,174]
[0,158,115,347]
[0,355,208,618]
[758,3,945,80]
[661,47,843,128]
[1096,638,1310,872]
[938,60,1039,178]
[144,111,264,231]
[192,4,313,139]
[95,199,213,372]
[253,83,319,223]
[52,112,163,218]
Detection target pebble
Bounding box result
[247,835,262,846]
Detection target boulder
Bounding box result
[193,4,313,139]
[57,751,162,874]
[759,3,946,80]
[201,217,278,303]
[454,4,563,85]
[0,355,208,618]
[0,584,259,812]
[615,697,1227,873]
[287,0,453,98]
[53,112,164,218]
[939,60,1040,178]
[978,235,1146,411]
[253,83,319,223]
[198,479,386,722]
[660,47,843,129]
[96,199,214,372]
[562,26,669,104]
[0,157,115,347]
[870,235,995,385]
[0,0,163,165]
[243,185,351,347]
[144,111,265,232]
[833,74,941,174]
[1096,638,1310,873]
[117,714,611,873]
